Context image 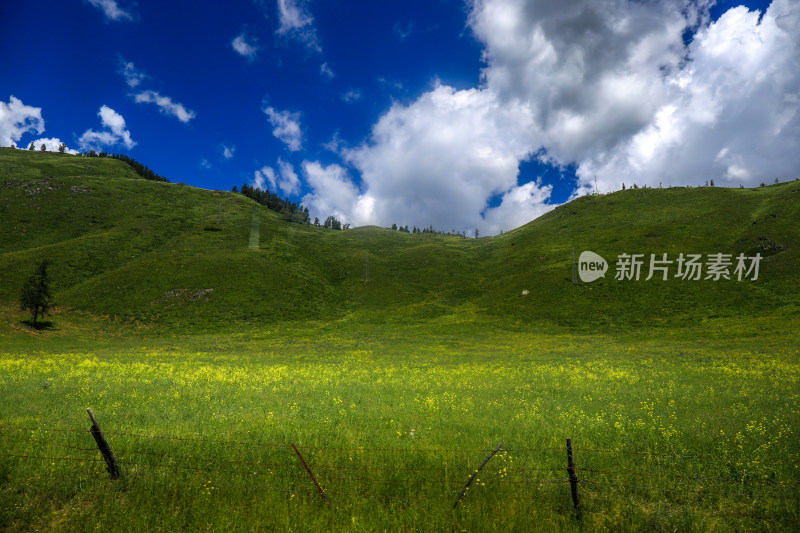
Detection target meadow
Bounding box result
[2,150,799,530]
[1,318,798,532]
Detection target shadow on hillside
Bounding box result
[19,319,56,332]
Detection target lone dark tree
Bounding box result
[28,141,35,150]
[40,143,46,152]
[20,260,52,329]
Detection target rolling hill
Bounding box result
[1,147,798,332]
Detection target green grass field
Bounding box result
[1,149,798,531]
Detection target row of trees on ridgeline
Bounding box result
[235,184,354,230]
[235,183,313,225]
[390,223,476,238]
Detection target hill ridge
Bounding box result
[1,148,797,331]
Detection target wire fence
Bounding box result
[1,418,798,524]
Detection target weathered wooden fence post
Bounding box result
[566,437,581,521]
[453,442,504,509]
[87,408,120,479]
[291,443,327,501]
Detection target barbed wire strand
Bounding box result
[578,467,799,485]
[3,425,795,464]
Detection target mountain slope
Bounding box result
[1,148,797,331]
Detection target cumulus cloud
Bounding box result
[87,0,135,22]
[79,105,136,151]
[467,0,800,195]
[344,84,537,233]
[232,33,258,60]
[264,106,303,151]
[0,96,44,147]
[301,161,362,224]
[134,90,196,123]
[276,159,300,195]
[320,0,798,234]
[254,158,301,196]
[29,137,79,154]
[574,0,800,192]
[468,0,702,161]
[253,166,273,191]
[482,179,553,235]
[275,0,321,51]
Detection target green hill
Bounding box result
[1,147,798,332]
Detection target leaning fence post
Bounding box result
[291,443,327,501]
[566,437,581,521]
[87,408,120,479]
[453,442,504,509]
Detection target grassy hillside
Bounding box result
[1,148,798,532]
[1,147,798,332]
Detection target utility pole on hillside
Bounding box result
[572,247,578,285]
[363,252,369,283]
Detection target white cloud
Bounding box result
[99,105,128,136]
[118,60,195,124]
[87,0,135,22]
[323,131,344,154]
[468,0,700,163]
[264,106,303,151]
[276,158,300,195]
[573,0,800,192]
[482,179,553,235]
[134,90,196,123]
[289,1,799,234]
[118,57,147,88]
[0,96,44,147]
[344,84,537,234]
[341,89,362,103]
[301,161,361,224]
[275,0,321,52]
[277,0,312,32]
[79,105,136,151]
[232,33,258,60]
[253,158,301,196]
[253,166,273,191]
[29,137,79,154]
[320,62,335,79]
[465,0,800,196]
[221,144,235,159]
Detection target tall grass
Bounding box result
[1,322,797,531]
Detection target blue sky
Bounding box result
[1,0,796,234]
